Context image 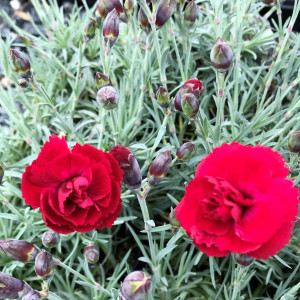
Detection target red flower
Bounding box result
[21,135,123,234]
[175,143,299,259]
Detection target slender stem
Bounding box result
[109,109,119,145]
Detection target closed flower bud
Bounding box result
[0,272,31,299]
[124,0,134,14]
[0,161,4,185]
[181,93,199,118]
[17,77,30,88]
[103,9,120,51]
[138,7,149,31]
[95,72,110,89]
[19,36,34,46]
[34,250,55,280]
[148,150,172,186]
[176,142,195,161]
[263,0,274,4]
[83,245,100,264]
[288,131,300,153]
[119,271,152,300]
[233,253,254,267]
[84,18,97,41]
[95,0,124,20]
[96,86,119,110]
[210,37,233,73]
[155,0,176,28]
[41,230,60,248]
[110,145,142,189]
[156,86,170,108]
[22,290,41,300]
[184,1,198,23]
[168,208,180,233]
[0,239,40,262]
[9,49,31,78]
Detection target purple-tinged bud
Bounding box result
[181,93,199,118]
[233,253,254,267]
[156,86,170,109]
[0,272,31,299]
[84,18,97,41]
[138,7,149,31]
[148,150,172,186]
[176,142,195,161]
[210,37,233,73]
[96,86,119,110]
[119,271,152,300]
[22,290,41,300]
[124,0,134,14]
[155,0,176,28]
[95,0,124,20]
[110,145,142,189]
[0,239,40,262]
[41,230,60,248]
[184,1,198,23]
[17,77,30,88]
[0,161,4,185]
[9,49,31,78]
[83,245,100,264]
[288,131,300,153]
[103,9,120,52]
[95,72,110,89]
[34,250,55,280]
[263,0,274,4]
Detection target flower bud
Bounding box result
[263,0,274,4]
[155,0,176,28]
[156,86,170,109]
[83,245,100,264]
[34,250,55,280]
[168,208,180,233]
[210,37,233,73]
[0,272,31,299]
[176,142,195,161]
[138,7,149,31]
[22,290,41,300]
[17,77,30,88]
[96,86,119,110]
[95,72,110,89]
[0,161,4,185]
[148,150,172,186]
[119,271,152,300]
[110,145,142,189]
[288,131,300,153]
[184,1,198,23]
[103,9,120,51]
[84,18,97,41]
[233,253,254,267]
[9,49,31,78]
[124,0,134,14]
[41,230,60,248]
[0,239,40,262]
[181,93,199,118]
[19,36,34,46]
[95,0,124,20]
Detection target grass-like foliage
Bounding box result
[0,0,300,299]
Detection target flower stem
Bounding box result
[110,109,119,145]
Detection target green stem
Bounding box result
[110,109,119,145]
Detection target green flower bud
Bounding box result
[148,150,172,186]
[176,142,195,161]
[120,271,152,300]
[156,86,170,108]
[103,9,120,52]
[155,0,176,28]
[138,7,149,31]
[0,239,40,262]
[0,272,31,299]
[19,36,34,46]
[41,230,60,248]
[34,250,55,281]
[124,0,134,14]
[181,93,199,118]
[22,290,41,300]
[184,1,198,23]
[168,208,180,233]
[83,245,100,264]
[233,253,254,267]
[95,72,110,89]
[9,49,31,78]
[210,37,233,73]
[0,161,4,185]
[96,86,119,110]
[288,131,300,153]
[84,18,97,41]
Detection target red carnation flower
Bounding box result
[21,135,123,234]
[175,142,299,260]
